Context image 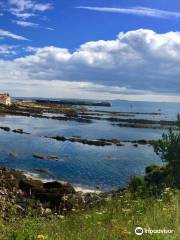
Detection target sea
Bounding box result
[0,100,179,192]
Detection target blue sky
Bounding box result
[0,0,180,102]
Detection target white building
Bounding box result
[0,93,11,106]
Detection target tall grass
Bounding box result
[0,189,179,240]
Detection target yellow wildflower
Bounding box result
[97,221,102,225]
[37,234,48,240]
[121,228,131,236]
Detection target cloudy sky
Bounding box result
[0,0,180,102]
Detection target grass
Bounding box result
[0,189,179,240]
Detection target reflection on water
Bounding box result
[0,100,179,191]
[0,115,165,140]
[0,131,161,191]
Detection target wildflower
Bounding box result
[37,234,48,240]
[122,208,131,212]
[121,229,131,236]
[96,211,103,215]
[62,195,68,201]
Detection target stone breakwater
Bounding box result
[0,168,117,219]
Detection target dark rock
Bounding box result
[33,154,60,161]
[133,144,138,147]
[43,181,75,194]
[0,126,10,132]
[19,179,42,194]
[137,139,148,145]
[52,136,67,142]
[12,129,30,134]
[116,143,124,146]
[33,154,47,160]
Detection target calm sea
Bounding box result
[0,100,179,191]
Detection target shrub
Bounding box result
[154,114,180,188]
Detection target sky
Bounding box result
[0,0,180,102]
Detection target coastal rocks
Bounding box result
[43,181,76,194]
[12,129,30,134]
[33,154,46,160]
[50,135,155,147]
[113,118,177,129]
[18,179,76,210]
[51,136,66,142]
[0,169,77,212]
[50,136,124,147]
[0,101,177,129]
[19,179,42,194]
[0,126,10,132]
[0,168,115,217]
[33,154,60,161]
[0,103,93,124]
[0,125,30,135]
[133,143,138,147]
[0,122,155,148]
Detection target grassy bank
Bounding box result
[0,189,179,240]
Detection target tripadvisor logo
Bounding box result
[135,226,174,236]
[135,227,144,236]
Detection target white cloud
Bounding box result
[0,28,28,40]
[9,0,52,13]
[0,78,179,102]
[13,20,54,30]
[14,20,39,27]
[77,6,180,19]
[11,12,36,19]
[46,27,55,31]
[0,45,16,55]
[0,0,53,20]
[33,3,52,12]
[0,29,180,101]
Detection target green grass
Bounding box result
[0,189,179,240]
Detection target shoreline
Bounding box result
[23,170,102,193]
[0,167,118,217]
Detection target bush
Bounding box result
[129,114,180,196]
[154,114,180,188]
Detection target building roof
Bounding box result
[0,95,10,101]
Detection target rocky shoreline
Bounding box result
[0,101,176,129]
[0,168,117,219]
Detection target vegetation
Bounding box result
[0,189,179,240]
[130,114,180,196]
[154,114,180,188]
